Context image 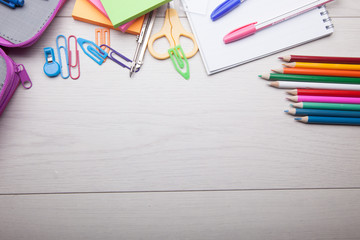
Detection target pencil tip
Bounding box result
[258,75,262,78]
[278,57,283,60]
[294,117,302,121]
[290,104,293,107]
[284,110,289,113]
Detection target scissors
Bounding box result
[148,2,198,60]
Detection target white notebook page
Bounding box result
[182,0,334,74]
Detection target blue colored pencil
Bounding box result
[295,116,360,125]
[285,108,360,118]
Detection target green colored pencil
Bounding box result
[259,73,360,84]
[291,102,360,111]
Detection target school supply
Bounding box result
[260,73,360,84]
[210,0,245,21]
[72,0,145,35]
[279,55,360,64]
[295,116,360,125]
[284,62,360,71]
[285,108,360,118]
[100,44,133,70]
[0,0,66,48]
[273,68,360,78]
[87,0,136,32]
[129,10,157,77]
[291,102,360,111]
[68,35,80,80]
[43,47,61,77]
[0,0,23,8]
[182,0,334,75]
[270,81,360,90]
[56,35,70,79]
[100,0,171,29]
[148,3,198,79]
[95,28,110,61]
[0,48,32,117]
[77,38,108,65]
[287,89,360,98]
[288,95,360,104]
[223,0,334,44]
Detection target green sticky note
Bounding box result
[100,0,171,28]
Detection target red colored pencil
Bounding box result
[287,89,360,98]
[279,55,360,64]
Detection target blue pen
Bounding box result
[0,0,24,8]
[210,0,245,21]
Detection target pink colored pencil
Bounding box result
[287,95,360,104]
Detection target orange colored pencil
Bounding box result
[273,68,360,78]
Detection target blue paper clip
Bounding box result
[100,44,136,71]
[0,0,24,8]
[77,38,108,65]
[56,35,70,79]
[43,47,60,77]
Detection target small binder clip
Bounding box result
[168,45,190,80]
[43,47,60,77]
[68,35,80,80]
[77,38,108,65]
[56,35,70,79]
[100,44,133,70]
[95,28,110,61]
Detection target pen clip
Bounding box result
[227,22,257,35]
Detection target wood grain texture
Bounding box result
[1,189,360,240]
[1,2,360,194]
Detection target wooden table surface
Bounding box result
[1,0,360,239]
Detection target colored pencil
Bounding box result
[259,73,360,84]
[287,89,360,98]
[279,55,360,64]
[295,116,360,125]
[287,95,360,104]
[284,62,360,71]
[273,68,360,78]
[291,102,360,111]
[285,108,360,118]
[269,81,360,90]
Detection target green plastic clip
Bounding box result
[168,45,190,80]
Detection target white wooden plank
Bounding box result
[0,189,360,240]
[0,17,360,194]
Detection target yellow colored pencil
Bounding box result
[284,62,360,71]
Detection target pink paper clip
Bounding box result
[68,35,80,80]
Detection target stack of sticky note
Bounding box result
[72,0,145,35]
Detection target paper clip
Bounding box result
[100,44,134,70]
[77,38,108,65]
[56,35,70,79]
[168,45,190,80]
[95,28,110,61]
[43,47,60,77]
[67,35,80,80]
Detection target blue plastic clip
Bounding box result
[77,38,108,65]
[56,35,70,79]
[43,47,60,77]
[0,0,24,9]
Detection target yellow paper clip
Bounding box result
[95,28,110,62]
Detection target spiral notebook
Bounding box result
[182,0,334,75]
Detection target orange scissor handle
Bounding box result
[148,8,198,60]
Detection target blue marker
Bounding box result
[210,0,245,21]
[0,0,24,8]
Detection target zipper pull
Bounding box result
[16,64,32,89]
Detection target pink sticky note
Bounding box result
[87,0,135,32]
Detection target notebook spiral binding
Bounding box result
[320,10,334,30]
